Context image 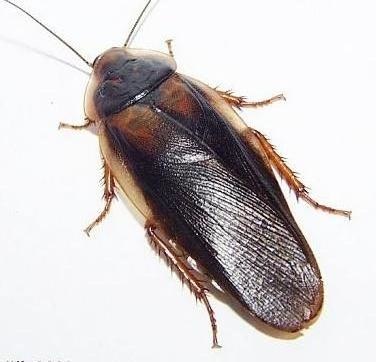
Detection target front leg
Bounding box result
[216,89,286,109]
[58,116,94,130]
[165,39,174,57]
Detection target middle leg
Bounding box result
[84,159,117,236]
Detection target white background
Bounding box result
[0,0,374,361]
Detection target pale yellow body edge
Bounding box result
[99,127,151,222]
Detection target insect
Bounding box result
[3,0,351,347]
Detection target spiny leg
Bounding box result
[84,160,116,236]
[250,128,351,218]
[216,89,286,109]
[58,116,114,232]
[147,225,221,348]
[58,116,94,130]
[165,39,174,57]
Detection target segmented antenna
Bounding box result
[1,0,92,68]
[124,0,152,47]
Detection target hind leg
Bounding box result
[146,224,221,348]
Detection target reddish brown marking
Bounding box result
[156,75,202,119]
[108,105,167,155]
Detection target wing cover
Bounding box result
[105,74,323,331]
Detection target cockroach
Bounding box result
[2,0,351,347]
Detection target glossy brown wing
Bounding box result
[102,74,323,332]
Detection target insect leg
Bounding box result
[58,116,94,130]
[146,225,221,348]
[216,89,286,109]
[165,39,174,57]
[250,128,351,218]
[84,159,116,236]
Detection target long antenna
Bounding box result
[1,0,92,68]
[124,0,152,47]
